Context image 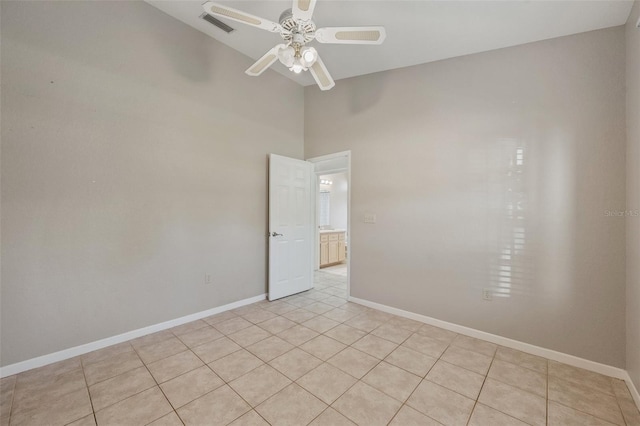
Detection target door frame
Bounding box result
[306,151,351,299]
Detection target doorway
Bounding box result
[306,151,351,299]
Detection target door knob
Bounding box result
[271,232,284,237]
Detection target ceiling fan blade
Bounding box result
[309,55,335,91]
[245,45,284,76]
[292,0,317,22]
[202,2,283,33]
[315,26,386,45]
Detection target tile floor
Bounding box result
[321,263,347,278]
[1,270,639,426]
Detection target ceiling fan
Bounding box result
[202,0,386,90]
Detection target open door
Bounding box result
[268,154,314,301]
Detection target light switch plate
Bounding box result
[364,213,376,224]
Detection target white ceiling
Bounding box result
[146,0,634,87]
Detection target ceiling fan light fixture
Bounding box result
[277,45,296,68]
[291,60,304,74]
[300,46,317,67]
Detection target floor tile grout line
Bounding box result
[390,329,454,426]
[409,336,519,414]
[188,306,324,422]
[479,373,547,398]
[459,346,624,426]
[305,356,375,424]
[546,376,630,423]
[492,354,548,375]
[324,312,433,424]
[291,344,361,424]
[546,371,618,397]
[130,343,183,425]
[304,405,334,425]
[149,337,254,423]
[5,376,16,426]
[461,347,557,426]
[142,409,183,426]
[169,320,211,338]
[286,306,397,424]
[252,408,274,426]
[547,356,549,426]
[78,357,99,426]
[248,407,275,426]
[550,399,628,426]
[9,362,93,426]
[465,349,497,426]
[86,364,163,421]
[618,394,637,425]
[80,347,142,383]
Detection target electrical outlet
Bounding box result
[482,288,492,301]
[205,274,213,285]
[364,213,376,224]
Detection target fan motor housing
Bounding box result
[279,8,315,44]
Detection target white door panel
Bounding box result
[269,154,313,301]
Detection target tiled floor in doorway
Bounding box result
[320,263,347,278]
[1,269,639,426]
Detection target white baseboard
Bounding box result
[348,296,630,381]
[0,294,267,378]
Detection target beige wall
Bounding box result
[626,1,640,390]
[0,1,304,366]
[0,0,633,373]
[305,27,627,367]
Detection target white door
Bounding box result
[269,154,314,301]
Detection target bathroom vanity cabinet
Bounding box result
[320,230,346,267]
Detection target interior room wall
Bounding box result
[625,0,640,390]
[305,27,627,367]
[0,1,304,366]
[320,172,348,231]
